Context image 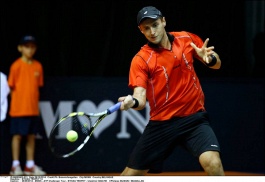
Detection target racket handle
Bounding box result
[107,102,121,114]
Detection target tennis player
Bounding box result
[118,6,225,176]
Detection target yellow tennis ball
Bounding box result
[66,130,78,142]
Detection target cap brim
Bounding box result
[138,15,159,25]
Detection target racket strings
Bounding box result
[73,115,90,135]
[49,114,92,157]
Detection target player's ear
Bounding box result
[138,26,144,34]
[162,17,166,27]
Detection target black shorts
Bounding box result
[126,111,221,173]
[10,116,40,136]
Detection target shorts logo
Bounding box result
[211,144,218,147]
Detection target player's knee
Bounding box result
[199,152,224,175]
[203,158,224,175]
[208,157,222,169]
[120,167,147,176]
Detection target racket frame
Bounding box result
[49,102,121,158]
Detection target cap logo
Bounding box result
[144,11,148,14]
[149,15,157,18]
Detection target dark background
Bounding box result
[0,0,264,175]
[0,77,264,175]
[0,0,264,78]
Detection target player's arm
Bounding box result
[118,86,146,111]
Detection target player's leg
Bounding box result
[121,119,181,176]
[121,167,148,176]
[199,151,224,175]
[182,111,225,176]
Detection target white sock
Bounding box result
[26,160,35,168]
[12,160,20,167]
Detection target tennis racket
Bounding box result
[48,102,121,158]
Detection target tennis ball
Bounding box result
[66,130,78,142]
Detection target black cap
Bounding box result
[137,6,163,25]
[19,35,37,45]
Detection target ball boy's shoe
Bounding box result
[24,165,46,175]
[10,165,24,176]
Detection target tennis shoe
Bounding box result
[10,165,24,176]
[24,165,46,175]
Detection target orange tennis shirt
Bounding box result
[129,31,205,121]
[8,58,43,117]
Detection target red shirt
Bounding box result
[129,31,205,121]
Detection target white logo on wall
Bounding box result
[39,100,149,139]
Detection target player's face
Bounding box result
[138,17,166,45]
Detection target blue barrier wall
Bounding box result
[0,77,264,174]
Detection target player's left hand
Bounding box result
[190,38,215,64]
